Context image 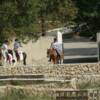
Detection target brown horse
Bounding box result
[47,48,63,64]
[0,48,14,65]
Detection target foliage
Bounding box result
[74,0,100,36]
[0,0,39,42]
[0,0,77,42]
[1,0,100,41]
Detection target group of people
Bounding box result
[1,37,63,64]
[1,39,22,62]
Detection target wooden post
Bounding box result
[97,32,100,62]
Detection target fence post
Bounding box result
[97,32,100,62]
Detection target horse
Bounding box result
[8,49,27,65]
[0,48,14,65]
[47,48,64,64]
[0,49,27,66]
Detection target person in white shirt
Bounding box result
[1,40,9,61]
[48,37,63,62]
[51,37,62,55]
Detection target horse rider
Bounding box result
[1,40,9,62]
[49,37,62,62]
[13,39,22,60]
[52,37,62,54]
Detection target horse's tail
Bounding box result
[23,52,27,65]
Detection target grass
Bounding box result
[0,80,44,86]
[77,81,100,89]
[0,89,53,100]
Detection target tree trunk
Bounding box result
[41,17,46,36]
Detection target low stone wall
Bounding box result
[0,63,99,76]
[0,63,100,89]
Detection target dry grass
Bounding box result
[0,88,53,100]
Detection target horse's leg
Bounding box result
[54,57,58,64]
[58,55,61,64]
[2,58,5,66]
[61,57,63,64]
[56,55,59,64]
[51,58,54,64]
[23,52,27,65]
[1,54,6,66]
[3,57,7,66]
[7,54,12,66]
[53,59,57,64]
[59,57,62,64]
[51,59,54,64]
[61,53,64,64]
[51,57,55,64]
[58,54,63,64]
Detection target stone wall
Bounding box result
[0,63,99,76]
[0,63,100,89]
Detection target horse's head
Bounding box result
[47,48,58,64]
[47,48,56,57]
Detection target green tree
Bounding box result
[74,0,100,36]
[0,0,78,42]
[0,0,40,42]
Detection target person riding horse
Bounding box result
[48,37,63,63]
[13,39,27,65]
[1,40,9,62]
[0,39,27,65]
[1,40,13,64]
[13,39,22,61]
